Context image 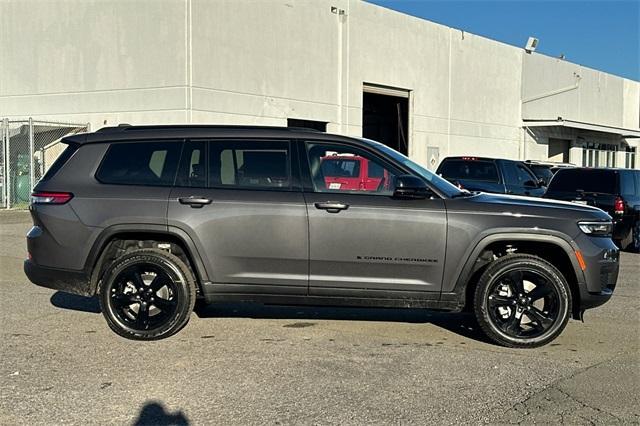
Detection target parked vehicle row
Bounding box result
[436,156,639,252]
[545,168,640,252]
[524,160,575,186]
[25,125,619,347]
[436,156,546,197]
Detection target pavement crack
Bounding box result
[489,352,628,423]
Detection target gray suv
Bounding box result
[24,125,619,348]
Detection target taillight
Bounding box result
[30,192,73,205]
[614,197,624,215]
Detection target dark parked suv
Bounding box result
[436,156,545,197]
[544,167,640,252]
[25,126,619,348]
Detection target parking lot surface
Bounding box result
[1,210,638,425]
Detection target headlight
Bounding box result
[578,221,613,237]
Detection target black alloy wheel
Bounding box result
[486,269,560,339]
[474,254,571,348]
[99,249,196,340]
[109,263,179,331]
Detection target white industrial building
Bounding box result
[1,0,639,170]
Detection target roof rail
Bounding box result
[96,124,323,133]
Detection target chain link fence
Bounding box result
[1,118,89,209]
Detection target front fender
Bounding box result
[446,230,586,296]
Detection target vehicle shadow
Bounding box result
[132,401,189,426]
[50,291,101,314]
[48,291,490,344]
[195,302,490,344]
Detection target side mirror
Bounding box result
[393,175,431,199]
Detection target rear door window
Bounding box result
[96,141,181,186]
[175,140,207,188]
[209,140,291,190]
[547,169,616,194]
[438,160,499,182]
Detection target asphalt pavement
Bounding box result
[1,210,638,425]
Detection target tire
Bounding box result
[98,249,197,340]
[627,220,640,253]
[473,254,571,349]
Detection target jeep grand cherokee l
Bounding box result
[25,125,619,348]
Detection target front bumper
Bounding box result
[24,260,93,296]
[574,234,620,311]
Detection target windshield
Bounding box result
[528,165,554,182]
[361,139,465,198]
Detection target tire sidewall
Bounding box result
[99,250,194,340]
[475,256,571,348]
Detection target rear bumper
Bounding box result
[24,260,93,296]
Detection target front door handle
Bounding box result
[315,202,349,213]
[178,196,212,208]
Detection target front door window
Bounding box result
[306,143,398,196]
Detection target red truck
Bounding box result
[320,154,391,192]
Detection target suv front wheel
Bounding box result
[99,249,197,340]
[473,254,571,348]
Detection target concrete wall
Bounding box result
[522,53,639,130]
[0,0,189,127]
[1,0,638,168]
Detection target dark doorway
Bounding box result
[287,118,327,132]
[362,92,409,155]
[548,138,570,163]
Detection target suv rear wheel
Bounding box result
[473,254,571,348]
[99,249,196,340]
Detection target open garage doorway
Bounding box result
[362,85,409,155]
[548,138,570,163]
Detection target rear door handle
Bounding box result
[315,202,349,213]
[178,196,212,208]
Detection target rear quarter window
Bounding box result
[39,142,78,182]
[96,141,181,186]
[547,169,616,194]
[438,160,499,183]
